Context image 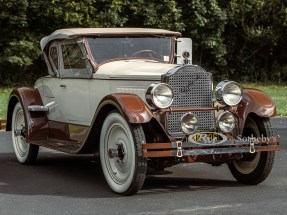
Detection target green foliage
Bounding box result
[127,0,184,30]
[4,39,41,67]
[0,0,286,86]
[179,0,228,74]
[49,0,98,27]
[0,0,28,41]
[223,0,287,82]
[0,0,29,85]
[94,0,128,27]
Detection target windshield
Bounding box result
[87,37,172,64]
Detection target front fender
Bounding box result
[6,87,49,141]
[97,93,153,124]
[237,88,276,133]
[78,93,154,153]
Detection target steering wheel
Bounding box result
[132,49,159,59]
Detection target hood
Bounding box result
[94,60,179,80]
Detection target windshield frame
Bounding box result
[83,36,176,71]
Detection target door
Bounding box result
[58,40,93,125]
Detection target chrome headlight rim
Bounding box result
[180,112,199,134]
[217,111,236,133]
[146,83,174,109]
[215,80,242,106]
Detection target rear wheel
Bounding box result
[228,117,275,185]
[12,102,39,164]
[100,111,147,195]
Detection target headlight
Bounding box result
[180,113,198,134]
[146,83,174,109]
[217,111,236,133]
[215,80,242,106]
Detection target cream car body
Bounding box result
[35,60,177,125]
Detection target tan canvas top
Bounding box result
[40,28,181,50]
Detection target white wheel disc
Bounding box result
[100,112,136,193]
[12,103,30,163]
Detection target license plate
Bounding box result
[188,132,226,145]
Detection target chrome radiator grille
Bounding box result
[165,65,215,138]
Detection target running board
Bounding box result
[29,139,82,154]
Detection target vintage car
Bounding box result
[6,28,280,195]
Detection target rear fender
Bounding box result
[6,87,49,141]
[237,88,276,134]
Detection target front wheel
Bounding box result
[12,102,39,164]
[228,117,275,185]
[100,111,147,195]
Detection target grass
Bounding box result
[0,83,286,120]
[0,88,12,120]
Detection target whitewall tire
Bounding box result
[100,111,147,195]
[12,102,39,164]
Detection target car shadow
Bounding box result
[0,152,242,198]
[140,176,241,195]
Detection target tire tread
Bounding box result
[123,124,147,195]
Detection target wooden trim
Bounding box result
[142,143,173,149]
[143,145,281,158]
[142,137,280,158]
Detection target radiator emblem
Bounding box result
[180,74,200,94]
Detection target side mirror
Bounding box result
[176,38,192,65]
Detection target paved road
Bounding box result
[0,118,286,215]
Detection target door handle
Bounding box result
[60,84,66,88]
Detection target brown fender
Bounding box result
[79,93,156,153]
[6,87,49,141]
[96,93,154,123]
[237,88,276,134]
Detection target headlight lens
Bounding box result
[215,80,242,106]
[146,83,174,109]
[180,113,198,134]
[217,111,236,133]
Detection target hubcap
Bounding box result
[105,122,133,184]
[108,142,126,159]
